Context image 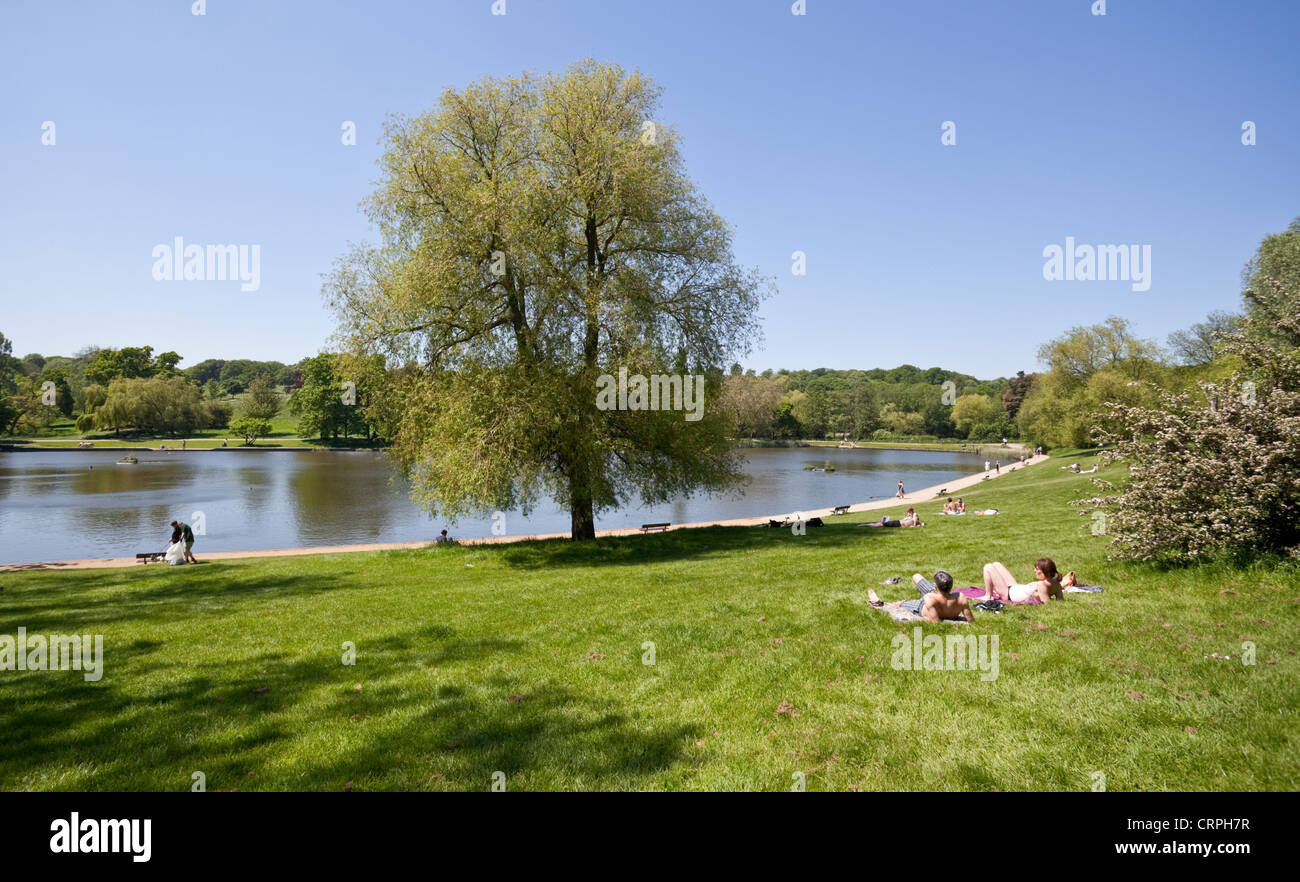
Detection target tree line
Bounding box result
[0,342,386,444]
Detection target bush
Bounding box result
[204,400,232,429]
[230,417,272,445]
[1095,267,1300,561]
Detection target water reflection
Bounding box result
[0,446,983,563]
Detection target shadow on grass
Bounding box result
[0,624,695,791]
[0,568,361,632]
[494,523,891,571]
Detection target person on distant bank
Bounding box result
[169,519,197,563]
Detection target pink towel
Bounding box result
[954,586,1042,605]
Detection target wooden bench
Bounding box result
[831,505,850,516]
[136,552,166,564]
[639,522,671,533]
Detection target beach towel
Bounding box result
[869,600,968,624]
[1064,584,1103,593]
[953,586,1041,605]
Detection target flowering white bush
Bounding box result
[1093,275,1300,561]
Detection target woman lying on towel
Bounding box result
[977,557,1064,604]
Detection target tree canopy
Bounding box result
[326,60,771,539]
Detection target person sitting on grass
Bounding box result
[942,497,955,514]
[977,558,1064,604]
[868,570,973,623]
[901,507,924,527]
[956,497,966,513]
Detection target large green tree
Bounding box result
[325,61,770,539]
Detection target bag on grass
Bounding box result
[164,540,187,566]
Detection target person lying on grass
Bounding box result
[977,558,1064,604]
[865,507,924,528]
[868,570,974,622]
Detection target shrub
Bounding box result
[230,417,272,446]
[1094,274,1300,561]
[203,400,232,429]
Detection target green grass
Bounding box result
[2,457,1297,791]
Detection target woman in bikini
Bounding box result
[978,557,1064,604]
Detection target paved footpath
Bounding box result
[0,453,1047,573]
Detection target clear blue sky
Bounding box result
[2,0,1296,380]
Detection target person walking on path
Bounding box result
[995,460,1001,475]
[984,459,991,474]
[896,480,905,498]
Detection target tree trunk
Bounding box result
[569,473,596,541]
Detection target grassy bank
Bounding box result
[2,456,1296,791]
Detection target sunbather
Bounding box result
[869,570,973,623]
[977,558,1063,604]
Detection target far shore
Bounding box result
[3,438,1032,455]
[0,453,1047,572]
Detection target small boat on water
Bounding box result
[116,455,139,464]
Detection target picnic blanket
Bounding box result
[869,601,969,624]
[953,586,1041,605]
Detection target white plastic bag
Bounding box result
[164,540,187,566]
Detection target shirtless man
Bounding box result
[869,570,973,623]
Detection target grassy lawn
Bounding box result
[2,455,1297,791]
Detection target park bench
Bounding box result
[136,552,166,564]
[639,522,670,533]
[831,505,850,516]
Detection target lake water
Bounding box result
[0,446,986,564]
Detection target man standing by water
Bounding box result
[170,520,197,563]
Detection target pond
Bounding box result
[0,446,988,564]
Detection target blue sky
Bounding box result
[1,0,1296,380]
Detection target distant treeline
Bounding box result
[0,343,384,443]
[718,364,1023,442]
